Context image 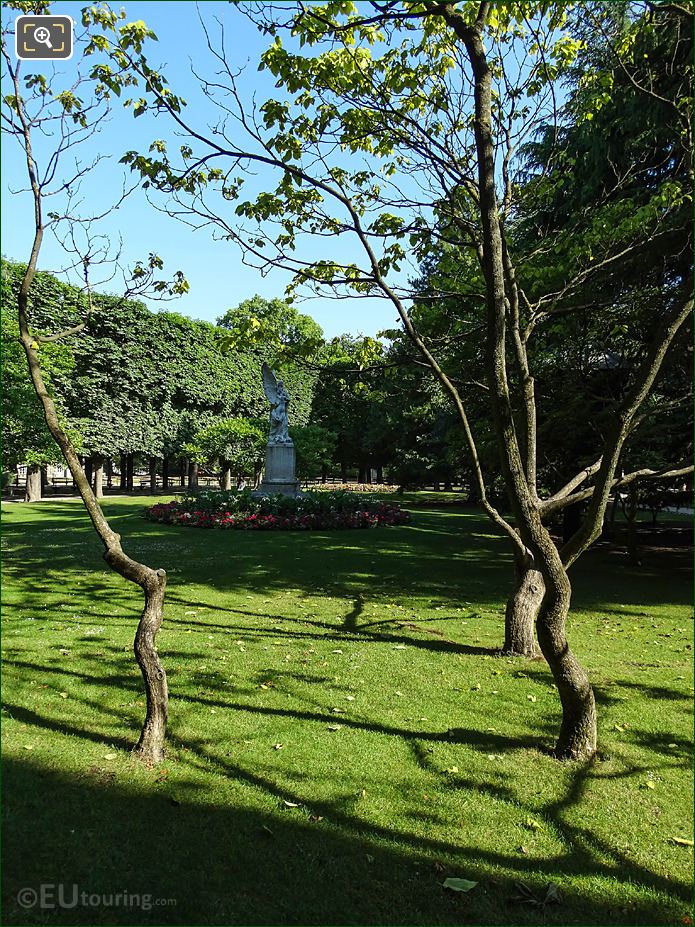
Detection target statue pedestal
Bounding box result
[254,442,301,497]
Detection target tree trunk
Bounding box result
[321,464,328,484]
[40,465,49,492]
[358,465,367,484]
[84,457,93,485]
[126,453,134,491]
[25,464,41,502]
[132,567,168,761]
[179,458,186,488]
[93,454,104,499]
[536,564,597,760]
[624,484,641,566]
[105,457,113,489]
[162,456,169,490]
[503,561,543,657]
[188,461,198,490]
[341,461,348,482]
[376,465,384,484]
[220,459,232,490]
[16,239,168,762]
[149,456,158,492]
[120,453,127,490]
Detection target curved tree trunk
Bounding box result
[535,564,597,760]
[15,217,168,763]
[503,560,543,656]
[25,463,42,502]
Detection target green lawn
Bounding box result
[2,496,692,925]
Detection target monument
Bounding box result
[255,362,301,497]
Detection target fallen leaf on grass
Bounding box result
[443,877,478,893]
[446,766,459,774]
[331,707,345,714]
[103,753,118,760]
[527,695,537,703]
[327,724,342,731]
[670,837,694,847]
[525,817,542,830]
[644,780,656,790]
[59,692,68,699]
[22,745,34,751]
[282,800,300,808]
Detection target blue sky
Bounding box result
[1,1,405,338]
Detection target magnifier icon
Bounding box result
[33,25,53,49]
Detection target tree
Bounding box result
[1,4,189,761]
[290,424,337,480]
[191,418,266,488]
[115,1,691,759]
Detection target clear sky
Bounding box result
[1,1,405,339]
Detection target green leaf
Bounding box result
[443,878,478,893]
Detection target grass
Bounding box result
[1,495,692,926]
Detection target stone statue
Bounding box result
[254,363,300,497]
[262,363,292,445]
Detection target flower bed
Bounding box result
[310,482,399,493]
[144,489,409,530]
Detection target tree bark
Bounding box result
[149,456,158,492]
[536,565,597,760]
[105,457,113,489]
[126,453,134,491]
[321,464,328,484]
[188,460,198,489]
[93,454,104,500]
[84,456,93,485]
[503,560,543,656]
[120,452,127,490]
[220,459,232,490]
[179,458,186,488]
[25,463,41,502]
[162,456,169,490]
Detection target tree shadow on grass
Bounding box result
[2,706,691,927]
